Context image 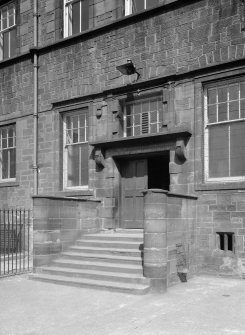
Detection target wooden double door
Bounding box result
[120,159,147,229]
[119,154,170,228]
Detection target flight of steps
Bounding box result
[240,258,245,279]
[30,230,151,295]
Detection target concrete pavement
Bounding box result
[0,275,245,335]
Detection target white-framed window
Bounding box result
[0,2,16,60]
[64,0,89,37]
[0,124,16,181]
[204,79,245,182]
[63,109,89,189]
[123,96,163,137]
[125,0,159,15]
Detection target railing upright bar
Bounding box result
[7,209,10,274]
[19,209,22,272]
[3,209,5,275]
[11,209,14,274]
[0,207,31,277]
[15,209,17,273]
[0,210,2,276]
[27,210,30,271]
[23,209,26,271]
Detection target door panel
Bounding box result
[120,159,147,228]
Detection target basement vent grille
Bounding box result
[216,232,234,252]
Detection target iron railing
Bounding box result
[0,209,32,277]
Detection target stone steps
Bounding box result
[31,273,150,295]
[76,239,143,249]
[30,230,150,294]
[52,259,143,274]
[69,246,142,257]
[240,258,245,279]
[35,266,148,284]
[61,251,143,265]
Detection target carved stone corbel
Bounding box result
[175,139,187,163]
[94,148,105,168]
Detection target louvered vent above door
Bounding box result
[141,112,149,134]
[124,96,163,137]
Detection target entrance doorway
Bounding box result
[120,153,169,228]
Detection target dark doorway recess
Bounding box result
[148,153,170,190]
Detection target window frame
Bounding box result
[125,0,158,16]
[0,123,16,182]
[122,93,164,138]
[63,0,89,38]
[63,108,89,190]
[0,1,16,60]
[204,77,245,183]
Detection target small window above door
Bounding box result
[123,95,164,137]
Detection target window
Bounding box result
[124,96,164,137]
[125,0,159,15]
[64,0,89,37]
[0,3,16,60]
[204,79,245,182]
[216,232,234,252]
[0,124,16,181]
[63,109,89,188]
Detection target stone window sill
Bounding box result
[196,182,245,191]
[0,181,19,188]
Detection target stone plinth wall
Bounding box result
[143,189,197,292]
[196,192,245,277]
[33,196,101,266]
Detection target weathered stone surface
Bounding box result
[144,233,167,249]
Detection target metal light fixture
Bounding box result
[116,59,140,80]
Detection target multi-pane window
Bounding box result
[64,0,89,37]
[0,124,16,181]
[0,3,16,60]
[63,110,89,188]
[204,79,245,181]
[125,0,159,15]
[124,96,163,137]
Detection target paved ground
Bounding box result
[0,275,245,335]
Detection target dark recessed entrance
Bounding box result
[120,152,170,228]
[148,153,170,191]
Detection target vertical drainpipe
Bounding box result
[33,0,38,195]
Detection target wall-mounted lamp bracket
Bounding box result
[116,59,140,81]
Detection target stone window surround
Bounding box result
[204,78,245,183]
[216,231,235,253]
[61,0,180,40]
[195,67,245,191]
[0,0,16,61]
[0,123,16,184]
[55,101,93,193]
[125,0,160,16]
[63,0,89,38]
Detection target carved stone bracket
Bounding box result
[239,0,245,31]
[94,148,105,168]
[175,139,187,163]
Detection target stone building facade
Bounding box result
[1,0,245,288]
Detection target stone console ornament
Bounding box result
[94,148,105,168]
[175,139,187,163]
